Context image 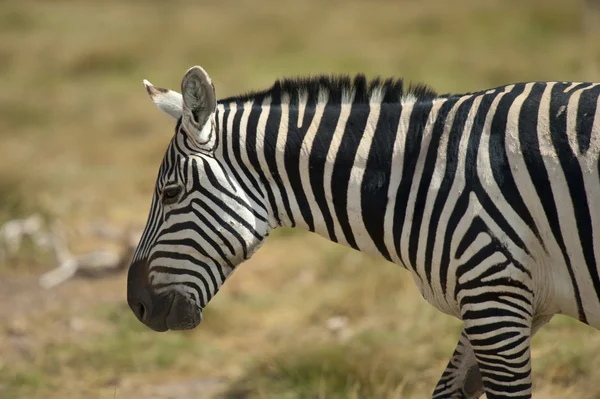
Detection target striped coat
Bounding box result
[127,66,600,399]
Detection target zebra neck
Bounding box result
[218,98,443,261]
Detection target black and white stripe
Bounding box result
[131,68,600,399]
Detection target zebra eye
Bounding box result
[162,185,182,205]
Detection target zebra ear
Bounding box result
[143,79,183,120]
[181,66,216,144]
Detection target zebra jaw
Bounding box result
[142,79,183,120]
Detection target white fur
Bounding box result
[143,79,183,120]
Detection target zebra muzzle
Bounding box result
[127,259,202,332]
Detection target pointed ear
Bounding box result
[180,66,216,144]
[143,79,183,120]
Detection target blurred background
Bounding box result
[1,0,600,398]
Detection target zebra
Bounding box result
[127,65,600,399]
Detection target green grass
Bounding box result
[1,0,600,398]
[222,328,458,399]
[223,338,411,399]
[1,303,226,399]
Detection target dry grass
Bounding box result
[1,0,600,398]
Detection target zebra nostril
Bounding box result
[135,302,147,321]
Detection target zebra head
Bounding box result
[127,66,272,332]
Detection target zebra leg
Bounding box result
[432,315,553,399]
[460,279,534,399]
[432,329,484,399]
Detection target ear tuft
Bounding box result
[143,79,156,95]
[142,79,183,120]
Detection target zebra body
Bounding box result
[127,66,600,399]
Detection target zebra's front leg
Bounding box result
[432,329,484,399]
[432,314,553,399]
[460,277,534,399]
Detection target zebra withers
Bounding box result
[127,65,600,399]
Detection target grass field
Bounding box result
[1,0,600,398]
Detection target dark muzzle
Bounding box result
[127,259,202,331]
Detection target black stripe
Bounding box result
[455,216,492,260]
[567,82,594,94]
[284,91,316,230]
[263,88,296,226]
[308,102,342,242]
[163,141,179,182]
[230,100,266,196]
[360,103,401,260]
[228,104,267,209]
[465,320,530,336]
[211,108,220,151]
[442,190,470,294]
[577,84,600,154]
[138,194,163,259]
[245,97,281,225]
[210,107,238,191]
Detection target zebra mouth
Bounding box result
[165,293,203,331]
[128,259,202,332]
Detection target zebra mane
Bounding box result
[217,74,438,105]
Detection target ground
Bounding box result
[1,0,600,398]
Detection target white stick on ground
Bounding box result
[0,214,140,289]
